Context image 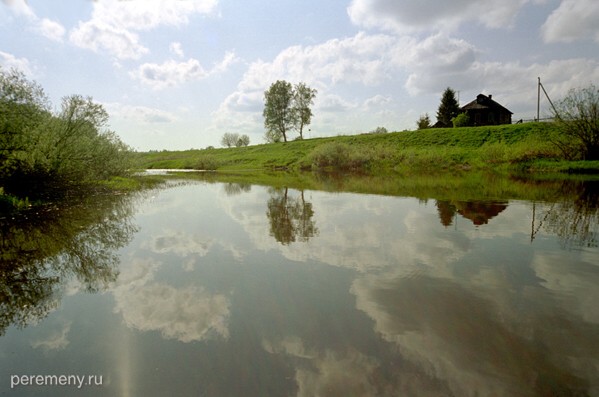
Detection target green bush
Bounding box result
[193,154,220,170]
[306,142,369,170]
[452,113,470,128]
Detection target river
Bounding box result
[1,173,598,396]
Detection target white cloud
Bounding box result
[38,18,65,42]
[403,42,599,117]
[2,0,65,42]
[105,103,178,124]
[316,94,358,113]
[69,20,148,60]
[0,51,33,75]
[363,94,392,109]
[216,32,410,122]
[169,42,185,58]
[400,33,477,95]
[541,0,599,43]
[132,52,237,90]
[69,0,219,60]
[347,0,541,33]
[1,0,35,18]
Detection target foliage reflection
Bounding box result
[0,192,138,335]
[266,187,318,245]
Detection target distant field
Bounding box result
[133,123,599,174]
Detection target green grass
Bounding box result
[134,122,598,174]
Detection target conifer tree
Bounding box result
[436,87,460,127]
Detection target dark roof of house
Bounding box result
[461,94,513,114]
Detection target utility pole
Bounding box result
[537,77,559,121]
[537,77,541,121]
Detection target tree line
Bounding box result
[0,67,131,203]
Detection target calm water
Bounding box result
[1,176,599,396]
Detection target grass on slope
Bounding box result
[134,122,579,173]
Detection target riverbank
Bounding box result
[134,122,599,174]
[0,174,165,214]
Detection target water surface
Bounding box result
[1,176,598,396]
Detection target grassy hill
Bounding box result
[134,122,599,174]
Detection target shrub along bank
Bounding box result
[0,68,133,211]
[136,122,598,174]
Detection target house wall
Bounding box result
[466,109,512,126]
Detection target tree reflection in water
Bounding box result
[0,192,138,335]
[266,187,318,245]
[532,180,599,248]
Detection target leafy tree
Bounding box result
[369,126,388,134]
[436,87,460,127]
[416,114,431,130]
[1,67,131,198]
[221,132,239,148]
[292,83,317,139]
[0,67,50,179]
[263,80,294,143]
[551,84,599,160]
[263,80,317,142]
[15,95,131,190]
[452,112,470,127]
[236,134,250,147]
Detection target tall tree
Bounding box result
[550,84,599,160]
[263,80,294,143]
[292,83,317,139]
[436,87,460,127]
[221,132,239,148]
[236,134,250,147]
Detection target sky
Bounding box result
[1,0,599,151]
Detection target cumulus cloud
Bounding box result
[2,0,65,41]
[132,52,237,90]
[38,18,66,42]
[70,22,148,60]
[541,0,599,43]
[1,0,35,18]
[399,33,477,95]
[69,0,218,60]
[0,51,33,75]
[316,94,358,113]
[169,42,185,58]
[363,94,392,109]
[347,0,540,33]
[216,32,410,120]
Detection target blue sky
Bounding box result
[1,0,598,151]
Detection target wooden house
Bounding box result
[460,94,512,126]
